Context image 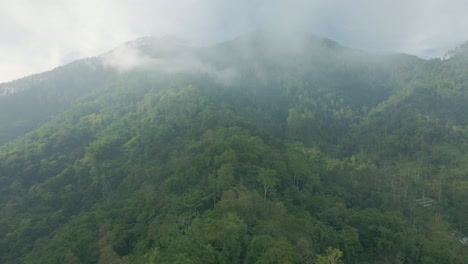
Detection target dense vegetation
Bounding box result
[0,31,467,263]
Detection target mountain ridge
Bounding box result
[0,31,467,263]
[2,31,465,87]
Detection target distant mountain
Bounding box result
[0,31,467,263]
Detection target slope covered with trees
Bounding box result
[0,58,116,145]
[0,31,467,263]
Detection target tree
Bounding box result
[98,246,125,264]
[257,168,277,201]
[209,163,236,204]
[245,235,300,264]
[315,247,343,264]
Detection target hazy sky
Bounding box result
[1,0,468,83]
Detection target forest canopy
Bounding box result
[0,31,467,263]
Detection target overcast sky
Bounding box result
[1,0,468,83]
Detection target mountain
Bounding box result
[0,35,189,145]
[0,31,467,263]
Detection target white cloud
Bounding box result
[0,0,139,83]
[101,40,237,85]
[101,45,153,73]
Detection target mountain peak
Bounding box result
[228,30,342,49]
[106,34,191,61]
[124,34,189,49]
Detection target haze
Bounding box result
[1,0,468,83]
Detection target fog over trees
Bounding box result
[0,31,467,263]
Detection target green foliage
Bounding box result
[0,32,467,263]
[316,247,343,264]
[245,235,300,264]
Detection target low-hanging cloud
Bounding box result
[101,43,237,85]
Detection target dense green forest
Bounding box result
[0,31,467,263]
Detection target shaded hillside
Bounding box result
[0,35,190,146]
[0,58,115,145]
[0,32,467,263]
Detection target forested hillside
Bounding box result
[0,31,467,263]
[0,58,115,145]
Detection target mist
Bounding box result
[100,37,237,85]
